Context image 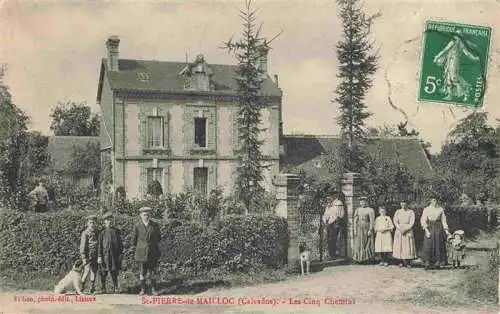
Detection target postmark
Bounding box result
[418,20,492,108]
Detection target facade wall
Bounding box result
[99,75,114,150]
[124,161,141,199]
[113,95,280,199]
[218,160,235,196]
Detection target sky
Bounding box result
[0,0,499,153]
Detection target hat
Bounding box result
[139,207,152,213]
[359,196,368,201]
[102,212,113,220]
[86,214,97,221]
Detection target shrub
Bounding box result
[147,180,163,198]
[0,211,288,281]
[464,245,499,303]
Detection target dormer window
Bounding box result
[137,72,150,82]
[179,54,213,91]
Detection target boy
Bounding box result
[80,214,99,294]
[98,212,123,294]
[132,207,161,296]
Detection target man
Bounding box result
[132,207,161,296]
[322,197,345,259]
[80,214,99,294]
[98,212,123,294]
[30,180,49,212]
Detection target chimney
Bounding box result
[106,36,120,72]
[259,47,269,77]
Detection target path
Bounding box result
[1,257,497,314]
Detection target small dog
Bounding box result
[54,260,85,295]
[299,243,311,276]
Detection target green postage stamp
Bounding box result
[418,21,492,108]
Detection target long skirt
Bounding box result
[420,219,447,266]
[393,229,417,260]
[353,219,375,262]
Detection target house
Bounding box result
[47,136,101,188]
[280,134,434,183]
[96,36,283,199]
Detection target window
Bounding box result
[147,117,163,148]
[194,117,207,147]
[147,168,163,188]
[193,167,208,195]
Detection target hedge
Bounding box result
[0,209,288,279]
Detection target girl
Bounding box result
[449,230,466,268]
[393,201,417,268]
[374,207,394,266]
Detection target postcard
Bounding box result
[0,0,498,313]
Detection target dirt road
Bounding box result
[1,259,497,314]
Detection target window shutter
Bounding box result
[164,112,169,149]
[207,110,216,150]
[139,112,147,150]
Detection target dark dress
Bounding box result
[98,227,123,272]
[420,210,448,266]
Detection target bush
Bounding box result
[0,210,288,280]
[147,180,163,198]
[464,245,499,303]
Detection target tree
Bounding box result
[334,0,379,172]
[0,65,30,207]
[223,0,277,213]
[20,131,50,184]
[66,142,101,189]
[436,112,498,202]
[50,101,99,136]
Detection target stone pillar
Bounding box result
[273,173,300,265]
[341,172,362,260]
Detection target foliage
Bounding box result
[20,132,50,180]
[334,0,379,171]
[146,180,163,198]
[0,66,30,208]
[464,243,499,303]
[0,211,288,280]
[436,112,499,202]
[49,101,99,136]
[222,0,275,213]
[66,142,101,189]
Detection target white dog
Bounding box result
[54,260,85,295]
[299,243,311,276]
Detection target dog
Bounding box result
[54,260,85,295]
[299,243,311,276]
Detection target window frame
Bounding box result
[146,116,164,148]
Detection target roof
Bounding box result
[47,136,100,171]
[280,135,434,180]
[97,58,282,101]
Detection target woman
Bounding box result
[353,196,375,263]
[420,198,451,269]
[393,201,417,268]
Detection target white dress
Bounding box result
[392,209,417,259]
[374,215,394,253]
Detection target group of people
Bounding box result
[78,206,161,295]
[323,197,466,269]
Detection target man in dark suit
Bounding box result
[98,212,123,294]
[132,207,161,296]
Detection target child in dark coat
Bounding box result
[98,212,123,294]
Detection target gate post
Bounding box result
[341,172,362,260]
[273,173,300,265]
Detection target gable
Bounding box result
[280,135,434,180]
